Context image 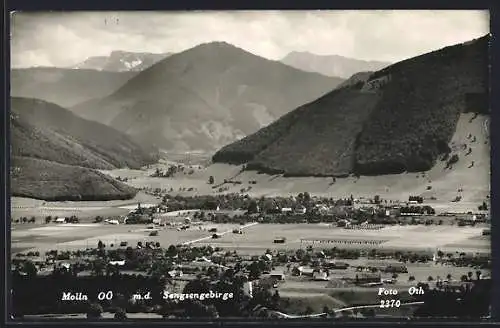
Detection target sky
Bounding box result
[10,10,490,68]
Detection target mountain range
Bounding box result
[70,50,172,72]
[281,51,390,79]
[11,67,135,108]
[10,97,158,200]
[214,35,489,177]
[71,41,344,151]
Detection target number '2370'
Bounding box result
[380,299,401,308]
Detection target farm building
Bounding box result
[292,266,315,277]
[55,217,67,223]
[355,273,381,284]
[273,237,286,244]
[167,270,183,278]
[269,271,286,281]
[313,271,329,281]
[294,205,307,214]
[323,261,349,270]
[383,264,408,273]
[109,260,126,266]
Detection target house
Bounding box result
[355,273,381,284]
[316,205,329,215]
[167,269,183,278]
[323,261,349,270]
[281,208,293,214]
[243,281,253,298]
[109,260,126,266]
[294,205,307,215]
[313,271,329,281]
[295,266,315,277]
[383,264,408,273]
[273,237,286,244]
[270,271,286,281]
[55,217,67,224]
[59,262,71,270]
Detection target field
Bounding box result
[12,221,489,255]
[193,223,490,254]
[10,191,161,221]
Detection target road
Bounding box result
[181,222,259,245]
[271,301,424,318]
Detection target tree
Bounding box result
[427,276,434,282]
[208,176,215,185]
[125,246,135,260]
[408,275,416,282]
[304,306,314,315]
[322,306,330,315]
[476,270,482,280]
[91,259,106,276]
[205,305,219,318]
[461,274,468,282]
[248,261,261,280]
[166,245,178,257]
[86,303,103,319]
[365,308,376,317]
[23,260,38,277]
[247,200,259,214]
[97,240,104,249]
[446,274,452,281]
[467,271,473,281]
[45,216,52,224]
[114,308,127,320]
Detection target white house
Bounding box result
[109,260,126,266]
[281,208,293,213]
[270,271,286,281]
[295,205,307,214]
[313,271,329,281]
[55,217,67,224]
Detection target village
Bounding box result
[10,191,491,319]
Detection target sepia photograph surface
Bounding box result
[9,10,491,320]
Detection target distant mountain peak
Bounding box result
[281,51,391,78]
[72,41,344,152]
[70,51,172,72]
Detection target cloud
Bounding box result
[10,10,489,68]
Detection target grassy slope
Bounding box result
[213,36,489,177]
[10,97,159,201]
[355,35,488,175]
[11,97,158,170]
[71,42,344,151]
[11,157,137,201]
[11,67,135,108]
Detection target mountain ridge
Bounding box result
[72,41,344,151]
[11,67,135,108]
[71,50,172,72]
[214,35,489,177]
[10,97,159,201]
[281,51,390,79]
